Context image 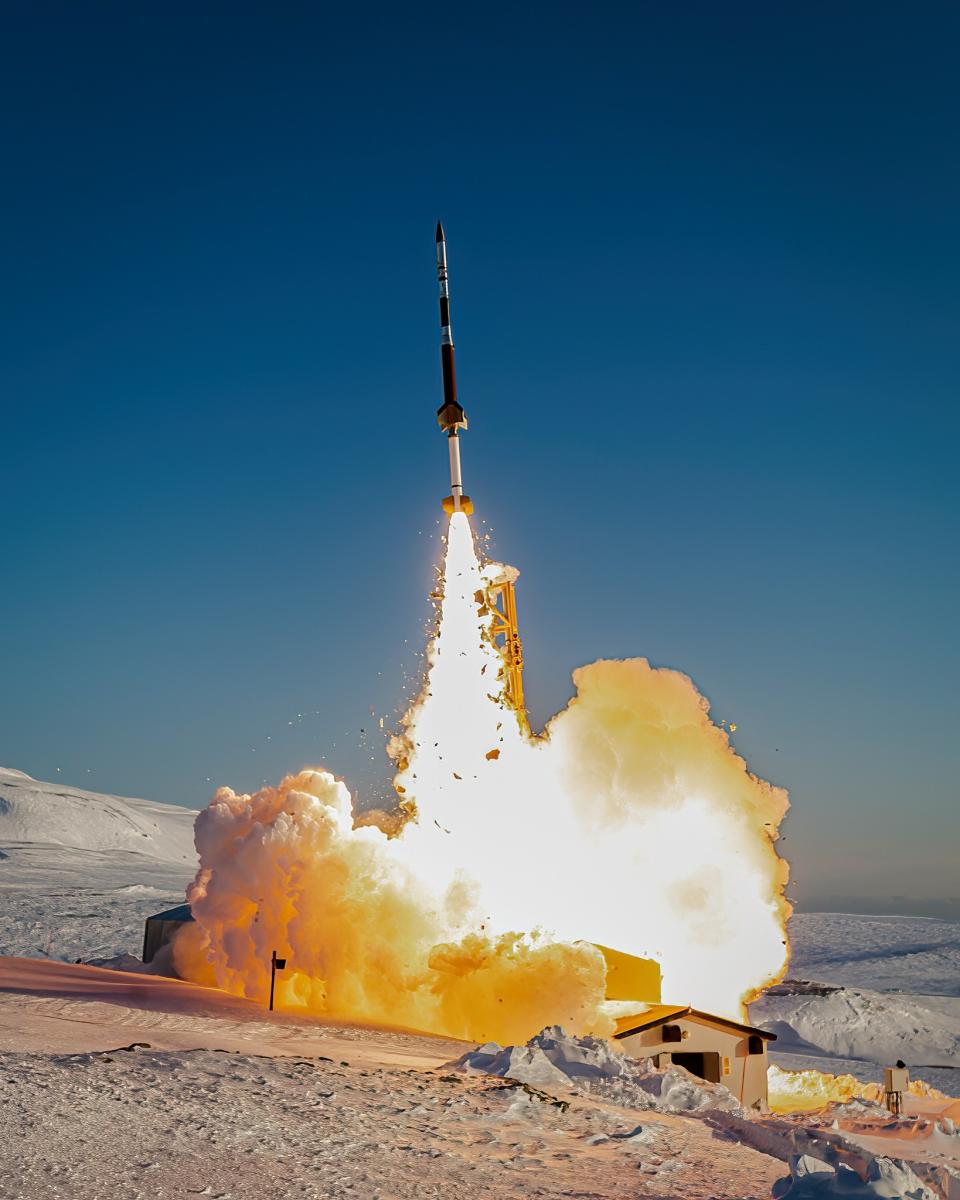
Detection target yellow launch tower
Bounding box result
[484,574,528,733]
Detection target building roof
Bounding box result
[613,1005,776,1042]
[612,1005,689,1037]
[145,903,194,923]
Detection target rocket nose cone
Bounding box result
[436,220,445,243]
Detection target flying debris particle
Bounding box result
[453,773,462,780]
[485,748,500,761]
[433,819,451,834]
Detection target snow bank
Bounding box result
[771,1152,937,1198]
[449,1025,743,1114]
[712,1109,958,1200]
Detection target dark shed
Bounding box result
[142,903,193,964]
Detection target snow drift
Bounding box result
[449,1025,743,1114]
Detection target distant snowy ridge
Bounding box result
[785,912,960,998]
[0,766,197,865]
[752,983,960,1069]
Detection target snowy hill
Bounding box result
[0,767,198,962]
[750,913,960,1098]
[753,982,960,1068]
[0,766,196,865]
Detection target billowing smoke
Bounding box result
[173,769,612,1043]
[174,512,790,1037]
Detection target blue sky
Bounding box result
[1,3,957,915]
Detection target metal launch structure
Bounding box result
[485,577,527,725]
[435,221,527,730]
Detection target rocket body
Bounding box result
[435,222,472,515]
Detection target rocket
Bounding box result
[435,221,473,516]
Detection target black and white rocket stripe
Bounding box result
[434,222,469,514]
[435,221,467,435]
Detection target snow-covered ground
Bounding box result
[0,766,196,961]
[0,958,784,1199]
[750,913,960,1099]
[1,959,955,1200]
[787,912,960,997]
[2,765,959,1197]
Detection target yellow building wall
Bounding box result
[594,943,661,1003]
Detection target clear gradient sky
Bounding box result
[1,3,957,916]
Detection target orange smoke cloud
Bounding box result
[174,512,791,1038]
[173,768,613,1043]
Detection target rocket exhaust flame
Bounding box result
[174,510,792,1040]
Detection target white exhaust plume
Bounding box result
[174,512,790,1038]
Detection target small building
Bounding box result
[613,1004,775,1110]
[142,902,193,964]
[593,944,775,1108]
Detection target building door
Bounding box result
[671,1052,722,1084]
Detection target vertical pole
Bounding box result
[269,949,277,1012]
